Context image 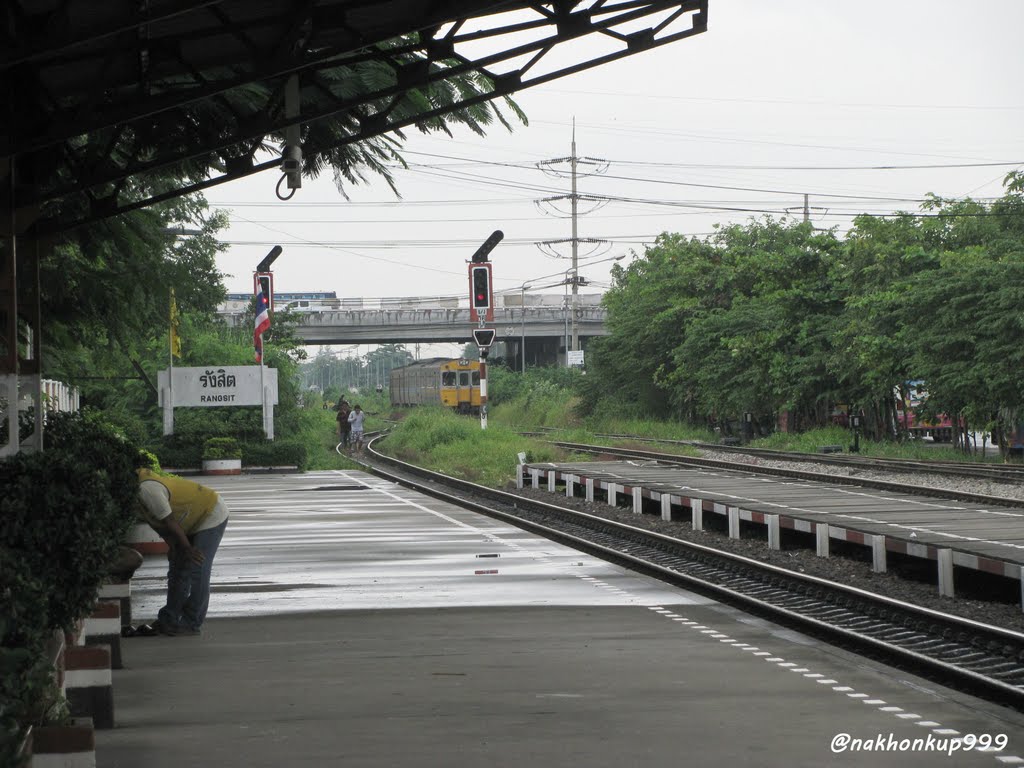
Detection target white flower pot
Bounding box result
[201,458,241,475]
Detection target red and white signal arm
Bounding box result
[468,262,494,322]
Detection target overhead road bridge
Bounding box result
[219,294,609,363]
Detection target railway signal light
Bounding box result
[469,263,493,322]
[473,329,496,347]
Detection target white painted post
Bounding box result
[585,478,594,503]
[531,469,540,489]
[516,464,524,489]
[161,382,174,437]
[633,487,643,514]
[661,494,672,521]
[547,471,557,492]
[690,498,703,531]
[767,514,781,551]
[937,549,955,597]
[728,507,740,539]
[1020,565,1024,614]
[816,523,830,558]
[871,535,887,573]
[607,483,618,507]
[566,476,575,498]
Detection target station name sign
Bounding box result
[159,366,278,408]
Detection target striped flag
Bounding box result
[254,286,271,363]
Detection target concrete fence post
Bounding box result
[816,524,830,558]
[661,494,672,522]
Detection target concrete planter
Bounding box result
[30,718,96,768]
[202,458,241,475]
[126,521,169,555]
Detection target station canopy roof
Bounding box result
[2,1,707,235]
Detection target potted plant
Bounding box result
[201,437,242,475]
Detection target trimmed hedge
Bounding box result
[147,436,309,470]
[242,439,308,469]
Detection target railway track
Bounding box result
[546,439,1024,509]
[531,427,1024,484]
[357,436,1024,711]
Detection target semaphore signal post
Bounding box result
[468,231,502,430]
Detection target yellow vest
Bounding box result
[138,469,220,534]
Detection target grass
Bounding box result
[488,382,711,460]
[751,427,1001,462]
[299,389,394,470]
[375,407,565,487]
[307,376,1003,487]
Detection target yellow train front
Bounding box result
[389,358,482,414]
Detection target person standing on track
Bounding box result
[336,398,352,450]
[348,404,366,454]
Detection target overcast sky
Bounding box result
[204,0,1023,353]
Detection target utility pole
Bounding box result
[570,125,580,352]
[535,122,608,364]
[787,194,824,225]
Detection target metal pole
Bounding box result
[520,284,530,374]
[570,122,579,352]
[563,281,569,366]
[479,355,488,430]
[168,288,174,435]
[259,331,267,437]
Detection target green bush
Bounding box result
[146,438,202,470]
[241,439,309,469]
[202,437,241,460]
[0,411,144,761]
[148,434,311,470]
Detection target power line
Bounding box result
[400,148,1024,173]
[388,150,1013,204]
[536,86,1024,112]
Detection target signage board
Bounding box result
[567,350,585,367]
[159,366,278,407]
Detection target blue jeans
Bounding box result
[158,519,227,631]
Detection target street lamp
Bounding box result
[519,283,532,374]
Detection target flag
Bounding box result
[254,285,271,362]
[169,288,182,359]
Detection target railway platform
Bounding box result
[97,471,1024,767]
[521,460,1024,600]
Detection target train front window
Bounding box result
[459,372,471,387]
[472,372,480,386]
[442,372,456,387]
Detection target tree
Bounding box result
[581,233,724,418]
[40,193,227,427]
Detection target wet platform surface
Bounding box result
[98,471,1024,767]
[524,460,1024,577]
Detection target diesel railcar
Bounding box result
[390,358,482,413]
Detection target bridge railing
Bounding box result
[217,293,605,314]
